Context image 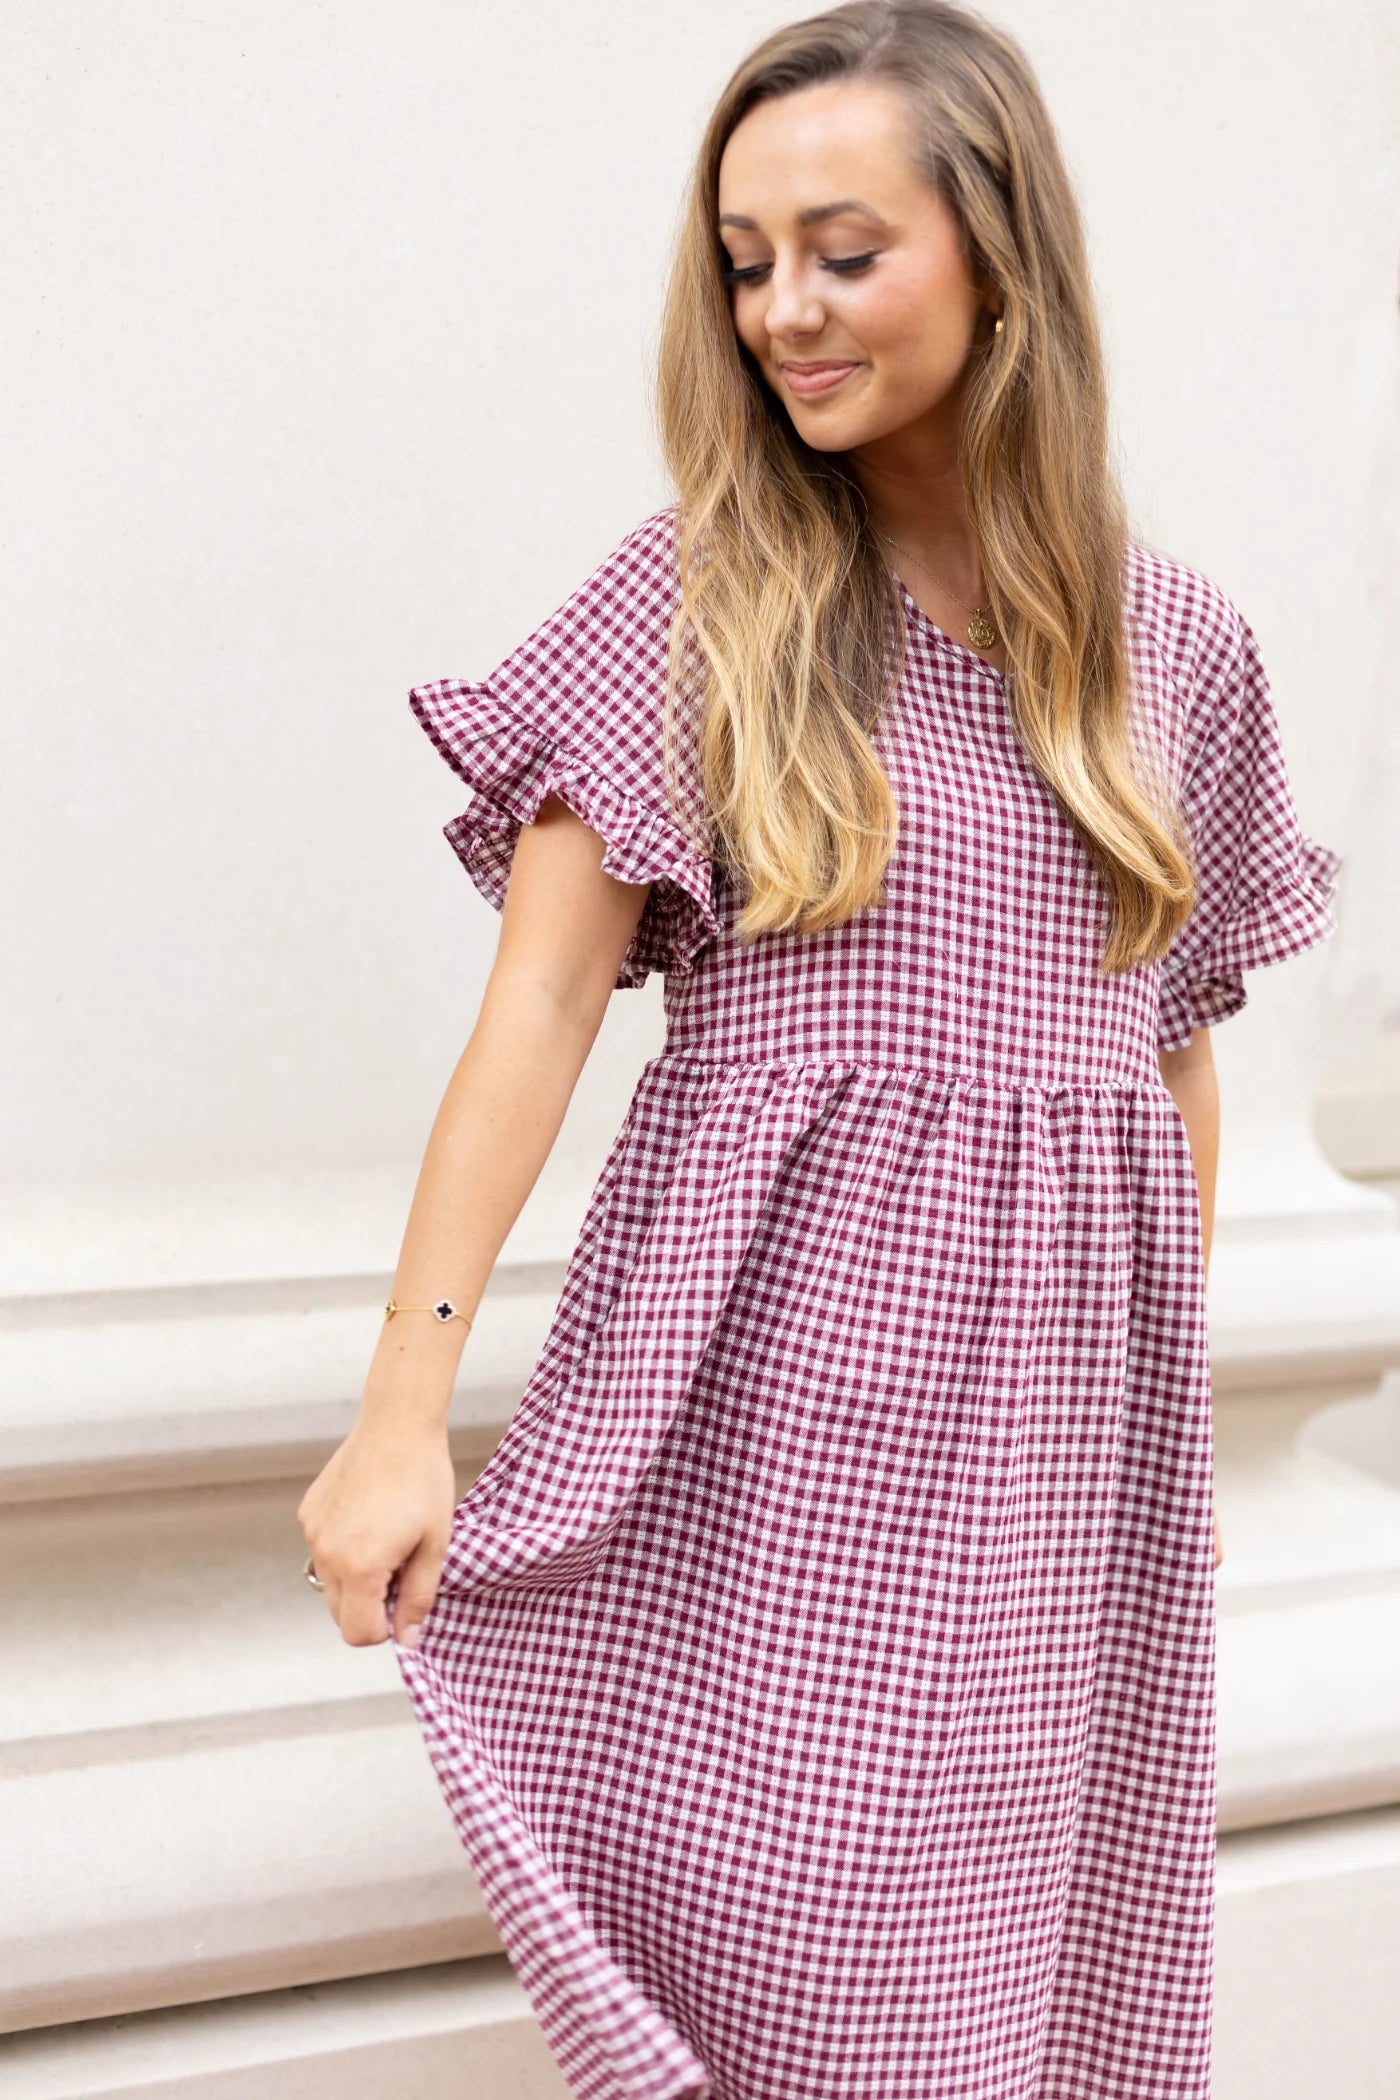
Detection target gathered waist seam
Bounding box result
[650,1049,1166,1097]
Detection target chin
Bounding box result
[788,405,881,451]
[790,424,859,453]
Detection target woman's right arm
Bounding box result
[296,792,657,1651]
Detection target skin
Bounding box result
[717,78,1009,675]
[298,86,1224,1645]
[297,800,652,1647]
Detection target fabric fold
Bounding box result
[393,1650,716,2100]
[420,1059,862,1604]
[409,676,721,988]
[1156,833,1342,1049]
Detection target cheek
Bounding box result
[842,278,911,351]
[857,278,962,373]
[733,300,764,360]
[872,327,971,427]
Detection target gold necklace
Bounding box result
[877,530,1000,652]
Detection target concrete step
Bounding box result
[0,1957,569,2099]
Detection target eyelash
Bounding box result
[720,252,879,287]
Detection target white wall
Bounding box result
[4,0,1395,1298]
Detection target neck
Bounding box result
[845,426,984,598]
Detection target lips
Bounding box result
[780,360,861,396]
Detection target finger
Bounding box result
[337,1570,392,1648]
[320,1568,373,1643]
[393,1540,446,1650]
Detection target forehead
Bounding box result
[717,78,921,220]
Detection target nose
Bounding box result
[762,256,827,344]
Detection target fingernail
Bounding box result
[401,1623,423,1648]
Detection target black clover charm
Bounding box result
[432,1298,457,1322]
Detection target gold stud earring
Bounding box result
[993,315,1004,334]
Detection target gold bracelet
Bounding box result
[384,1296,473,1329]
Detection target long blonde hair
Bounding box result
[653,0,1193,973]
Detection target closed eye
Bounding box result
[720,253,879,287]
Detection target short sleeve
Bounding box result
[407,507,721,991]
[1155,596,1342,1053]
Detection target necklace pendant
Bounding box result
[967,609,998,650]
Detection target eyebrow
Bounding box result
[717,199,892,232]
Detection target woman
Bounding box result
[298,5,1339,2094]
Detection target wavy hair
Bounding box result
[653,0,1194,972]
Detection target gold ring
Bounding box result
[303,1553,326,1591]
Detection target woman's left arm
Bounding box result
[1157,1027,1224,1569]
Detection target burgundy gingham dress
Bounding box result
[391,507,1340,2100]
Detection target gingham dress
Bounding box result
[391,506,1340,2100]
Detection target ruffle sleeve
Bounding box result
[1156,597,1342,1053]
[407,509,721,991]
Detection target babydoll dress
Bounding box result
[391,505,1340,2100]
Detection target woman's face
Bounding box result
[716,79,996,455]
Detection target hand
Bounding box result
[296,1418,459,1649]
[1213,1507,1224,1570]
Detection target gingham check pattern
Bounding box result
[392,509,1340,2100]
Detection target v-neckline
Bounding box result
[892,574,1007,687]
